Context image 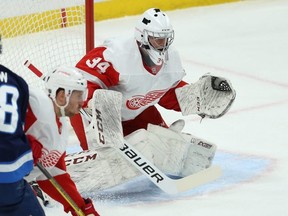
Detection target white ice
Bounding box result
[33,0,288,215]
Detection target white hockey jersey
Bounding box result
[25,88,68,172]
[76,36,186,121]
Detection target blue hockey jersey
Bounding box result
[0,64,33,183]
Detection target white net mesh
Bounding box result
[0,0,86,89]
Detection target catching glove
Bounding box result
[176,74,236,119]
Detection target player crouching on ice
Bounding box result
[68,8,236,191]
[25,67,100,216]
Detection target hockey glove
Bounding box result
[71,198,100,216]
[175,74,236,118]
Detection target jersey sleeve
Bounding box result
[76,46,120,89]
[76,46,121,106]
[158,80,188,111]
[16,71,29,125]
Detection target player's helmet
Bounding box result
[44,66,87,103]
[135,8,174,65]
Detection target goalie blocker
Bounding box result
[175,74,236,119]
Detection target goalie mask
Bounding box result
[44,66,87,116]
[135,8,174,65]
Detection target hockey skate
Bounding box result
[29,181,50,206]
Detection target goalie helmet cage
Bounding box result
[0,0,94,89]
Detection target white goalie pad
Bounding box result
[175,74,236,119]
[67,148,141,192]
[151,124,217,176]
[125,128,188,177]
[126,122,217,177]
[67,120,217,192]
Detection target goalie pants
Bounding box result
[122,105,168,136]
[0,179,45,216]
[71,105,168,150]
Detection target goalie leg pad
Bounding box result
[180,133,217,176]
[125,128,189,177]
[147,125,217,177]
[169,119,217,175]
[67,148,141,192]
[125,124,216,177]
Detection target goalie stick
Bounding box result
[91,89,222,194]
[25,60,222,194]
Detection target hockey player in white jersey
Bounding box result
[25,67,100,216]
[69,8,236,191]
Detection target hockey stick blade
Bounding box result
[93,89,222,194]
[171,165,221,193]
